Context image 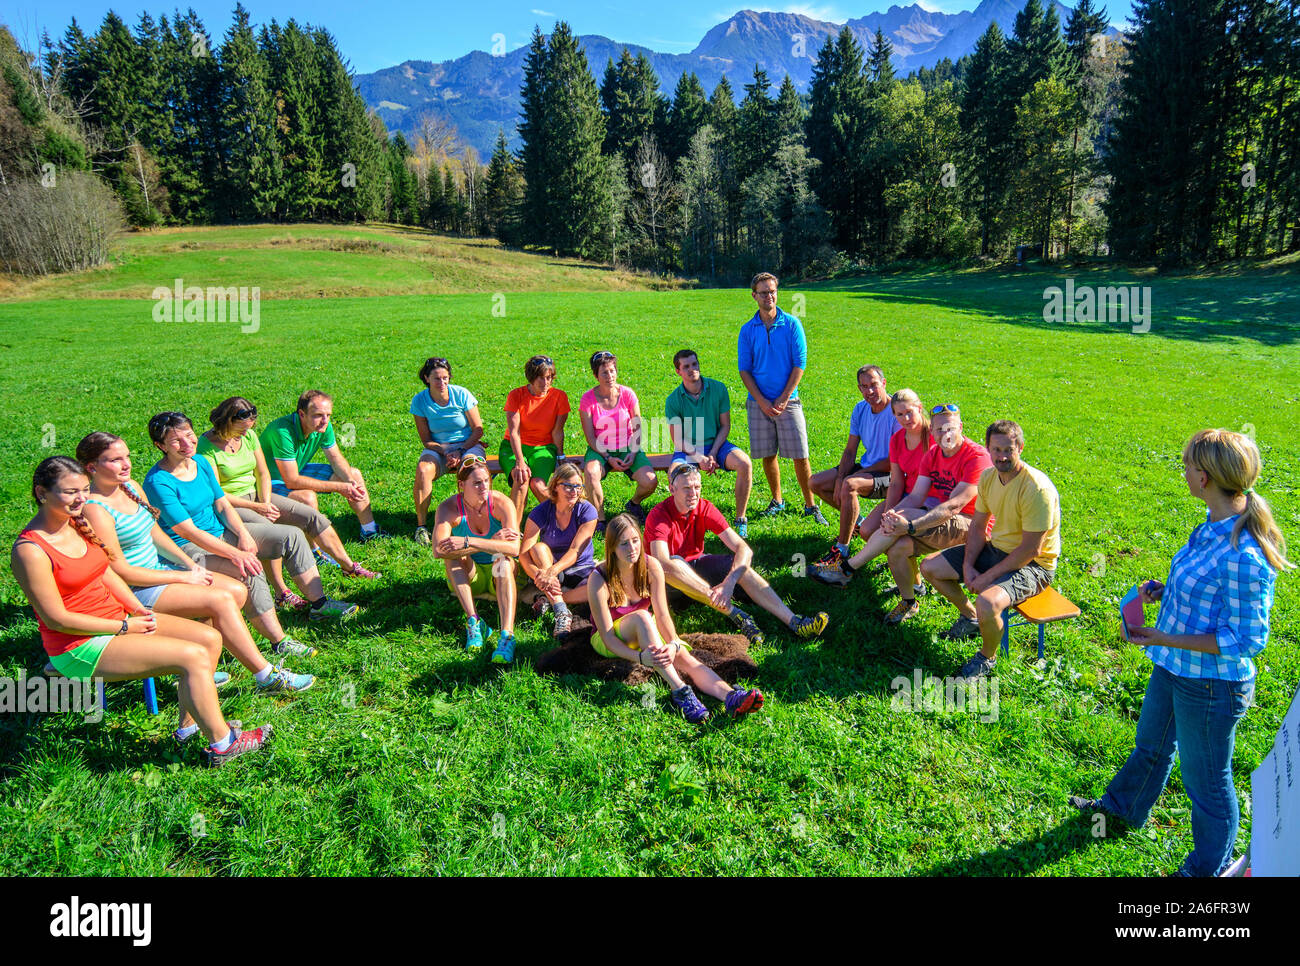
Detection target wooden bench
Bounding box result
[43,662,157,715]
[484,453,679,474]
[999,585,1081,660]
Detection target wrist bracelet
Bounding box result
[120,617,129,634]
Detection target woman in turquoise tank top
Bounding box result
[433,458,522,664]
[77,432,315,696]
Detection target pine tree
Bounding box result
[665,71,708,162]
[481,128,524,242]
[807,28,870,255]
[517,27,552,246]
[737,66,773,183]
[265,20,328,220]
[218,3,283,221]
[600,49,663,168]
[773,74,805,142]
[961,24,1014,255]
[867,28,896,94]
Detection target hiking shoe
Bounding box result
[360,528,391,544]
[491,632,516,665]
[256,666,315,693]
[883,582,928,600]
[271,636,317,657]
[733,517,748,539]
[755,499,786,519]
[791,612,830,640]
[884,598,920,625]
[623,501,646,524]
[274,590,310,612]
[309,598,358,622]
[724,687,765,718]
[466,616,494,653]
[531,596,551,620]
[413,526,431,547]
[313,547,340,569]
[733,610,764,648]
[956,651,997,680]
[553,610,573,639]
[203,725,272,768]
[813,544,843,568]
[176,720,239,745]
[809,562,851,587]
[669,686,710,724]
[804,505,829,526]
[941,615,981,641]
[343,562,381,579]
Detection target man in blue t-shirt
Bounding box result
[810,365,900,567]
[738,272,818,525]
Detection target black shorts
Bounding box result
[665,553,753,606]
[937,543,1054,607]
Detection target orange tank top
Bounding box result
[18,529,128,656]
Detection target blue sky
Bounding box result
[3,1,1135,75]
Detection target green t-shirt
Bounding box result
[197,428,261,498]
[665,377,731,452]
[261,413,336,483]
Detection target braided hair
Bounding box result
[32,456,115,559]
[75,432,160,519]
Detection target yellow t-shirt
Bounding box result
[975,463,1060,569]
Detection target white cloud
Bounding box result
[530,8,557,15]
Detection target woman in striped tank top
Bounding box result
[78,433,314,697]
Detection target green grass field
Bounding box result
[0,225,1296,875]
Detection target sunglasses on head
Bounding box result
[460,454,487,467]
[931,404,960,415]
[235,407,258,421]
[149,411,189,432]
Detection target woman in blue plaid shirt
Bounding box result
[1072,428,1293,876]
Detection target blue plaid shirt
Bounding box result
[1148,512,1276,682]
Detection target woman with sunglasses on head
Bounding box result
[12,456,270,766]
[499,354,570,519]
[519,464,599,638]
[78,431,310,700]
[1071,429,1293,876]
[580,350,658,535]
[197,397,379,610]
[587,513,764,724]
[411,357,486,547]
[433,457,523,664]
[141,411,330,675]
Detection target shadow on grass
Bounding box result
[919,814,1127,876]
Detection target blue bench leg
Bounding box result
[1037,624,1046,662]
[1000,609,1010,657]
[143,677,159,715]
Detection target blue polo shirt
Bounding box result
[738,308,808,402]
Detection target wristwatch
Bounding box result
[907,521,916,535]
[120,617,130,634]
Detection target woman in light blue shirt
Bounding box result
[412,356,485,546]
[1072,429,1292,876]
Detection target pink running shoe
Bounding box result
[274,590,309,611]
[203,725,273,767]
[343,562,381,579]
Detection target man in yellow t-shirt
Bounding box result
[920,419,1060,679]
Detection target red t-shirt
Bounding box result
[644,497,729,561]
[504,385,571,447]
[917,439,991,516]
[888,428,932,497]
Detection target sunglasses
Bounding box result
[931,404,960,415]
[235,407,258,421]
[460,454,487,467]
[149,411,189,432]
[558,481,583,492]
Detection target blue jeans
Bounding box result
[1101,664,1254,877]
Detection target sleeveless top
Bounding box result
[450,493,502,565]
[598,565,653,621]
[18,529,128,656]
[86,482,162,571]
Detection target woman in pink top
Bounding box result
[580,351,658,534]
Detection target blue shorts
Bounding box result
[271,462,334,496]
[130,564,187,607]
[671,440,740,469]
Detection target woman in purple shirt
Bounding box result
[519,464,599,638]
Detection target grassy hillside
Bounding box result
[0,230,1295,876]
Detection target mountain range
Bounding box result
[356,2,1118,159]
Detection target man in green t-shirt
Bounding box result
[263,389,388,543]
[665,349,753,538]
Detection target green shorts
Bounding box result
[583,448,651,479]
[498,441,558,486]
[49,635,114,680]
[444,558,499,598]
[590,617,692,660]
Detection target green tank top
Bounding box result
[451,493,501,565]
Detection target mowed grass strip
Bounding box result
[0,253,1296,876]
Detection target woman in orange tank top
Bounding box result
[10,457,269,767]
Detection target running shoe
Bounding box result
[213,670,232,689]
[724,687,765,718]
[803,505,829,526]
[308,598,359,622]
[256,665,315,693]
[883,599,921,625]
[274,590,310,611]
[203,725,272,767]
[342,562,381,579]
[313,547,340,569]
[732,610,764,648]
[271,636,318,657]
[941,615,981,641]
[809,562,851,587]
[956,651,997,680]
[175,720,239,745]
[754,499,786,519]
[490,632,516,665]
[413,526,431,547]
[790,612,830,639]
[813,544,843,569]
[360,528,392,544]
[553,610,573,639]
[669,686,710,724]
[733,517,748,539]
[466,616,494,653]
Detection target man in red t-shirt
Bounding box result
[644,463,829,646]
[810,406,992,626]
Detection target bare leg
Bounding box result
[761,455,782,504]
[676,648,733,701]
[494,558,517,634]
[97,632,227,742]
[584,460,605,520]
[414,456,442,527]
[919,553,978,622]
[974,587,1012,659]
[726,450,753,518]
[737,568,795,625]
[792,457,815,508]
[630,465,658,504]
[153,583,271,674]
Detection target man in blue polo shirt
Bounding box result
[738,272,822,524]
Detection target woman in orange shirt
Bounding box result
[498,354,570,518]
[10,456,270,767]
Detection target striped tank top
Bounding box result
[86,483,162,571]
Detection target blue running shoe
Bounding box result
[491,632,516,665]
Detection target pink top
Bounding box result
[888,427,932,499]
[580,386,639,453]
